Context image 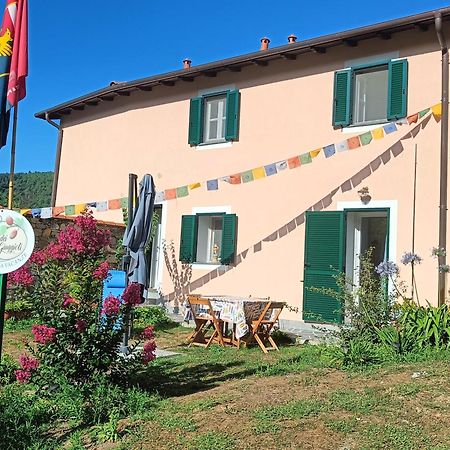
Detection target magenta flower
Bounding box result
[142,340,157,365]
[102,295,121,316]
[75,319,87,333]
[29,250,48,265]
[122,283,142,306]
[15,369,31,383]
[93,261,110,280]
[32,324,57,344]
[19,355,39,371]
[62,294,76,308]
[141,326,155,340]
[7,265,34,288]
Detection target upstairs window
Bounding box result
[332,59,408,127]
[203,95,227,143]
[188,90,240,146]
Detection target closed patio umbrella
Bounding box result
[123,174,156,294]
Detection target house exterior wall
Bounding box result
[54,25,448,325]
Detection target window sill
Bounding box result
[341,121,389,134]
[192,263,226,270]
[195,141,233,151]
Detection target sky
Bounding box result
[0,0,449,173]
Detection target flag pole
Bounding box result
[7,104,18,209]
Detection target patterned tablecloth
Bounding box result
[203,295,270,338]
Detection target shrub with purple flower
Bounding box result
[375,260,399,277]
[400,252,422,265]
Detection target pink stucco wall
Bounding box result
[54,26,448,320]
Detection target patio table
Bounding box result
[201,295,272,339]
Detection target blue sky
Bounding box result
[0,0,449,173]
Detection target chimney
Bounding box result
[260,37,270,50]
[183,58,191,69]
[288,34,297,44]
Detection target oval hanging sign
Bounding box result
[0,209,35,274]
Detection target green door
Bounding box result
[303,211,345,323]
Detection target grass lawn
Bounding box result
[3,323,450,449]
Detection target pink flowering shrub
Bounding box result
[14,211,156,385]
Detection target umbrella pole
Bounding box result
[120,173,137,354]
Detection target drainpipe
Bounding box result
[435,12,449,306]
[45,113,64,207]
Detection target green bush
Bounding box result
[0,355,19,385]
[134,306,173,328]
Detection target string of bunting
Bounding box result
[16,103,441,219]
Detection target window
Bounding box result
[188,90,240,146]
[353,66,388,125]
[332,59,408,127]
[203,95,227,143]
[179,213,237,265]
[195,215,224,263]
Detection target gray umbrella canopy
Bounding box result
[122,174,155,289]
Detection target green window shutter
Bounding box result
[387,59,408,120]
[332,69,352,127]
[188,97,203,146]
[303,211,345,324]
[225,90,240,141]
[220,214,237,265]
[179,215,198,262]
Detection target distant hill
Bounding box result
[0,172,53,209]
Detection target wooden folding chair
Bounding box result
[249,301,285,354]
[187,295,225,348]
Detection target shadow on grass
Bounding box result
[137,357,258,397]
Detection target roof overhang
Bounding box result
[35,7,450,121]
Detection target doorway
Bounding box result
[345,210,389,288]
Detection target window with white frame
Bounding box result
[196,215,224,263]
[353,65,388,125]
[203,95,227,143]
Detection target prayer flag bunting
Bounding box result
[220,176,231,183]
[189,182,201,190]
[419,108,430,118]
[359,132,372,146]
[108,198,121,210]
[264,163,277,176]
[176,186,189,198]
[323,144,335,158]
[252,166,266,179]
[396,118,409,125]
[52,206,64,216]
[300,153,312,164]
[241,170,254,183]
[40,207,52,219]
[96,201,108,212]
[229,174,241,184]
[288,156,301,169]
[20,208,30,215]
[347,136,360,149]
[310,148,321,159]
[407,113,418,124]
[165,189,176,200]
[371,127,384,140]
[276,161,288,171]
[207,179,219,190]
[155,191,165,203]
[87,202,97,207]
[383,123,397,134]
[336,140,349,152]
[31,208,41,218]
[65,205,75,216]
[74,203,86,215]
[120,197,128,208]
[432,103,442,118]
